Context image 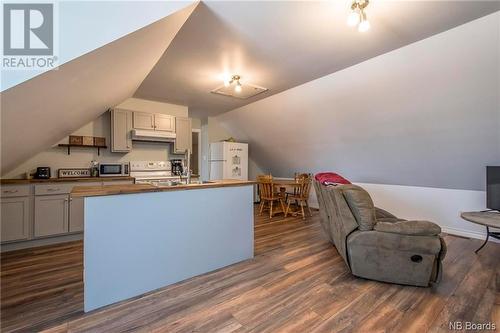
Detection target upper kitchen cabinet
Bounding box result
[132,112,175,132]
[174,117,192,154]
[133,111,155,130]
[111,109,132,153]
[154,114,175,132]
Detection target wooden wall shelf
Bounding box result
[58,144,107,156]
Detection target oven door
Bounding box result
[99,164,124,176]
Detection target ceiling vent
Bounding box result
[211,83,268,99]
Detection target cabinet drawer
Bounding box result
[1,185,30,198]
[35,184,73,195]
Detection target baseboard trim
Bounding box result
[441,226,499,243]
[1,233,83,252]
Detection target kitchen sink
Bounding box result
[189,180,215,185]
[149,180,215,187]
[151,181,182,187]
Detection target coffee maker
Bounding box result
[171,159,184,176]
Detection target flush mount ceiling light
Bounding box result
[212,74,268,99]
[223,74,243,93]
[347,0,370,32]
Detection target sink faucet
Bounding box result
[184,149,191,184]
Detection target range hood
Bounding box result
[131,129,176,142]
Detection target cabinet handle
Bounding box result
[64,198,69,202]
[3,189,18,193]
[47,188,60,192]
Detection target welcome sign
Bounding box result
[58,168,91,178]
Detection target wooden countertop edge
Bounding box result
[1,177,135,185]
[71,180,257,197]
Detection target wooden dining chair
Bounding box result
[285,172,300,199]
[257,175,286,219]
[285,173,313,219]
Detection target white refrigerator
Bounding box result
[209,142,248,180]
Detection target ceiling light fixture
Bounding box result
[223,74,243,93]
[347,0,370,32]
[234,80,242,93]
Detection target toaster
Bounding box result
[34,167,51,179]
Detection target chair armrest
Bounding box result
[375,207,398,220]
[347,230,442,255]
[374,220,441,236]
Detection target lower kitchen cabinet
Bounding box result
[1,179,134,246]
[34,194,69,238]
[1,197,30,242]
[69,196,84,232]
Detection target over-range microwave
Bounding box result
[99,162,130,177]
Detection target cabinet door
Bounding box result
[174,117,192,154]
[34,195,69,237]
[133,112,155,130]
[111,109,132,152]
[1,197,30,242]
[69,197,84,233]
[155,114,175,132]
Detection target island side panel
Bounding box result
[83,185,254,312]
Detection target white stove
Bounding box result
[130,161,183,185]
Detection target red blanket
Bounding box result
[314,172,351,185]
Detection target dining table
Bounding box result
[272,179,304,216]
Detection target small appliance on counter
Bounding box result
[98,162,130,177]
[34,167,51,179]
[171,159,184,176]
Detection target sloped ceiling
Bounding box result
[0,2,198,175]
[135,1,500,117]
[1,1,196,91]
[216,12,500,191]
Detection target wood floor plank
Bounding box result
[1,205,499,333]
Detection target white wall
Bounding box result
[199,116,265,181]
[116,97,188,117]
[1,5,196,176]
[305,181,496,242]
[4,98,189,179]
[216,12,500,240]
[2,1,196,91]
[217,12,500,192]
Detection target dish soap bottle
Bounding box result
[90,160,99,177]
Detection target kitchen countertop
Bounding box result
[71,179,256,197]
[1,176,135,185]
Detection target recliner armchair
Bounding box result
[314,181,446,287]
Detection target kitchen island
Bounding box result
[72,180,255,312]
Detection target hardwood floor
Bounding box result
[1,206,499,332]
